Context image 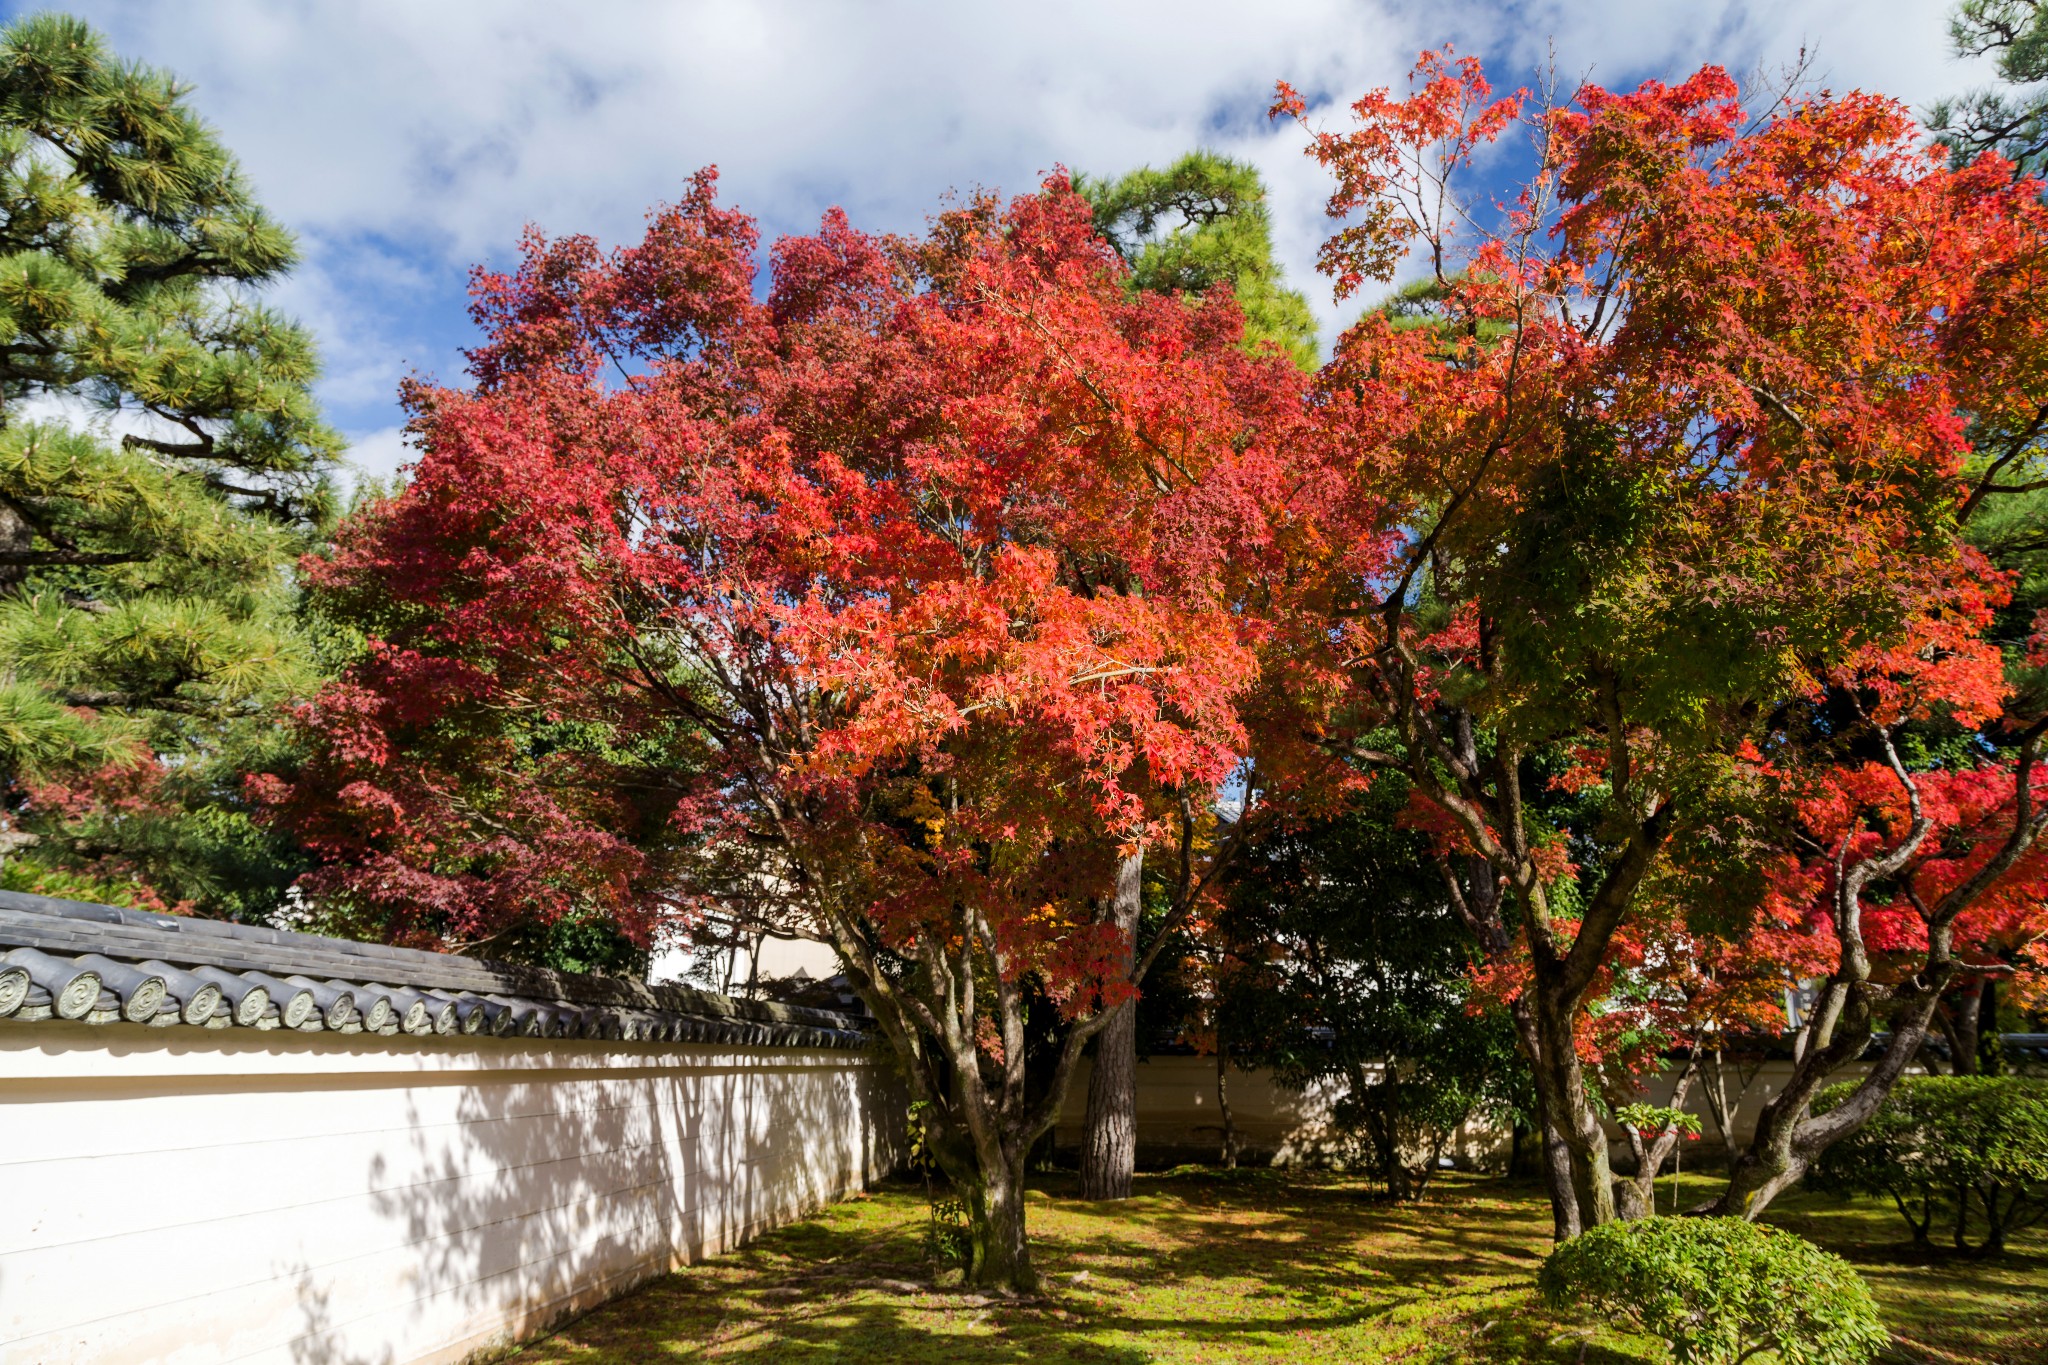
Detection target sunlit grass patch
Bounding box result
[506,1170,2045,1364]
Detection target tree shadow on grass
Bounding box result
[1020,1172,1646,1363]
[513,1169,1660,1365]
[1037,1170,1553,1303]
[1755,1191,2048,1365]
[516,1201,1133,1360]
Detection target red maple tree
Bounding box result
[1275,52,2048,1231]
[259,172,1321,1287]
[1698,741,2048,1211]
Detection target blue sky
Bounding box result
[10,1,1992,482]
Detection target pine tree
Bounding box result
[0,14,340,909]
[1079,151,1319,369]
[1072,150,1317,1199]
[1931,0,2048,177]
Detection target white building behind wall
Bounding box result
[649,923,842,998]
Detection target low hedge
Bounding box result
[1810,1075,2048,1253]
[1537,1216,1886,1364]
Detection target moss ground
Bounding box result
[505,1169,2047,1364]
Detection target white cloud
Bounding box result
[46,0,2005,432]
[1504,0,1983,103]
[78,1,1403,250]
[339,425,415,488]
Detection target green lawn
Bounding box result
[506,1170,2047,1364]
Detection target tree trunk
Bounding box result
[1522,987,1615,1231]
[1941,981,1984,1076]
[1080,999,1138,1198]
[1511,995,1582,1239]
[1527,1054,1601,1234]
[1896,1188,1936,1247]
[1354,1065,1409,1200]
[1981,1184,2011,1254]
[822,832,1167,1296]
[1707,991,1943,1220]
[1536,1010,1618,1230]
[1707,721,2048,1220]
[1509,1015,1621,1232]
[0,498,33,596]
[1699,1047,1748,1172]
[1443,855,1593,1235]
[1080,848,1144,1200]
[1618,1058,1698,1220]
[1410,1133,1449,1201]
[1616,1129,1652,1221]
[1977,978,2003,1077]
[1561,1095,1618,1229]
[963,1144,1035,1291]
[1216,1038,1239,1169]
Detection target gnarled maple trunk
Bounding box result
[1501,994,1581,1236]
[824,901,1104,1293]
[1613,1058,1699,1221]
[1440,883,1630,1238]
[1539,1115,1581,1240]
[959,1137,1035,1290]
[1448,878,1584,1236]
[1708,729,2048,1219]
[1080,849,1144,1200]
[903,1056,1083,1291]
[1708,993,1943,1218]
[1434,768,1663,1240]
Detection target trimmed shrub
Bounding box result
[1537,1217,1886,1364]
[1810,1075,2048,1253]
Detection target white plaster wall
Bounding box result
[1054,1054,1381,1163]
[0,1024,904,1365]
[1053,1053,1865,1167]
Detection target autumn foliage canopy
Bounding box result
[257,48,2048,1253]
[258,169,1328,1005]
[1264,51,2048,1224]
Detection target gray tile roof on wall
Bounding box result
[0,889,869,1049]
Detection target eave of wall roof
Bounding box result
[0,889,869,1048]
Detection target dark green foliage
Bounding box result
[1371,274,1515,349]
[1932,0,2048,177]
[515,907,652,976]
[0,13,340,915]
[1078,151,1318,368]
[1221,769,1527,1197]
[1811,1075,2048,1253]
[1538,1217,1888,1365]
